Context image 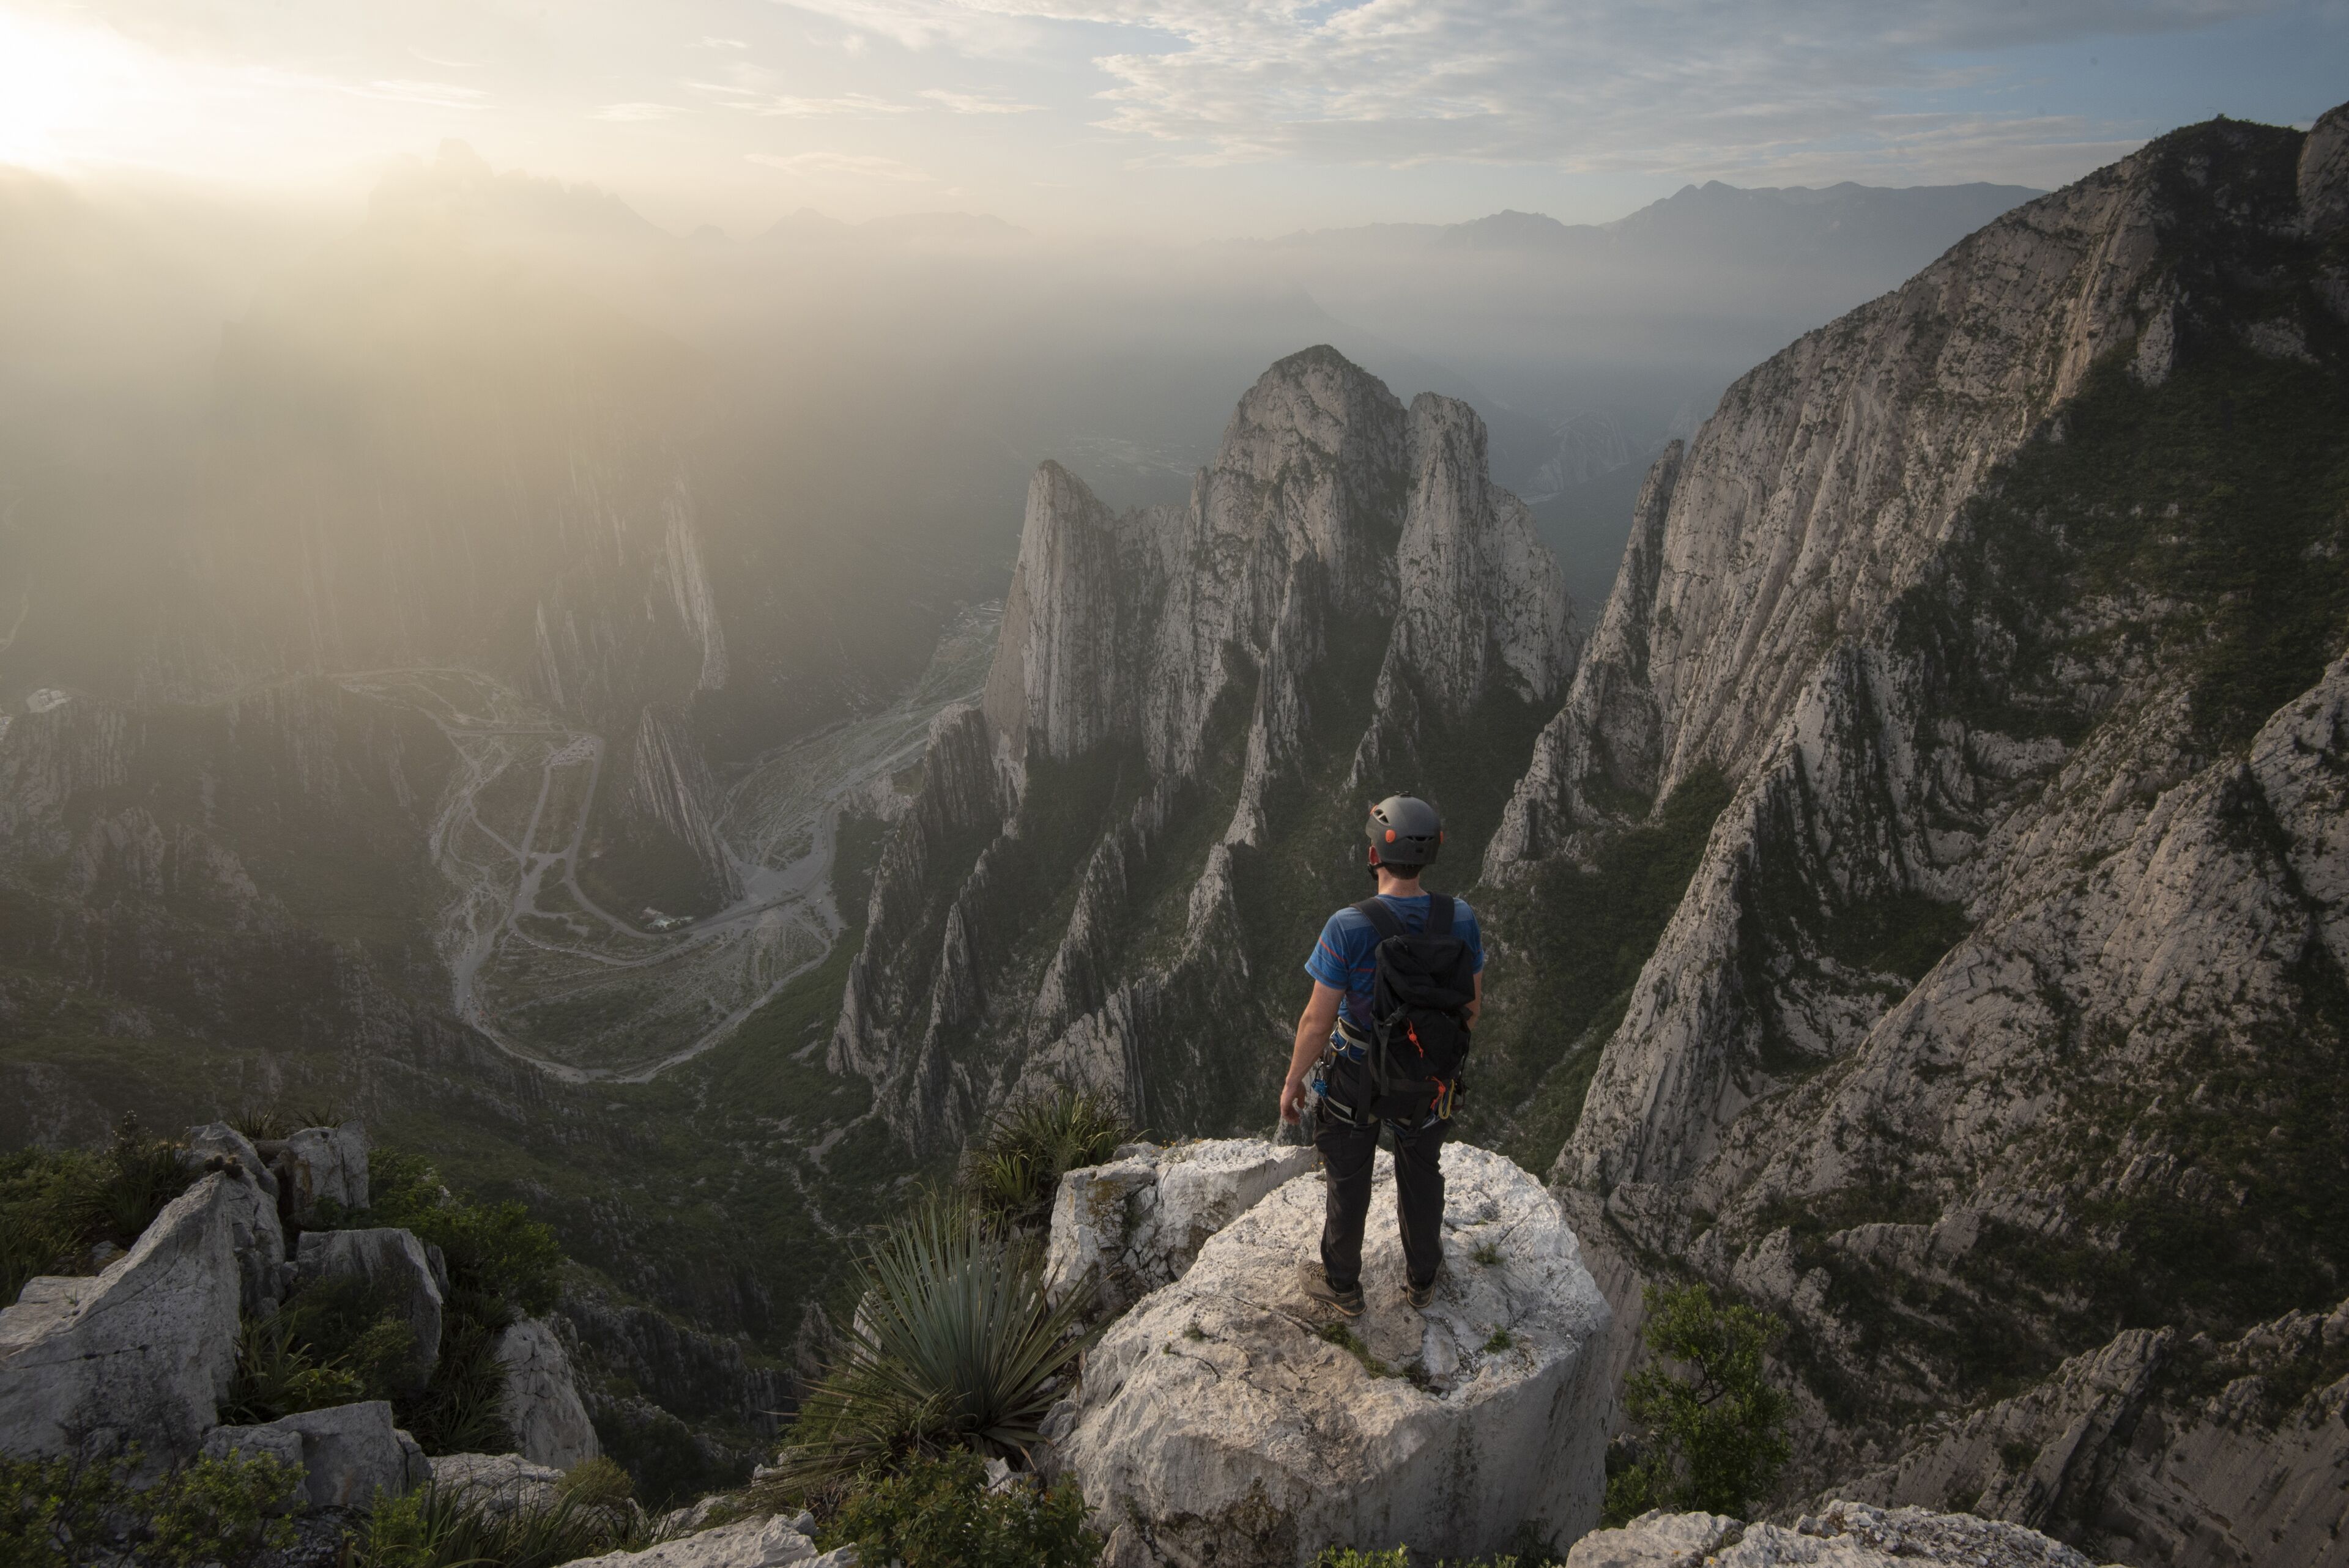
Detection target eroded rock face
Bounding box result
[250,1401,431,1510]
[295,1229,443,1389]
[833,346,1578,1144]
[1845,1296,2349,1568]
[495,1316,601,1468]
[1044,1139,1319,1319]
[0,1172,242,1470]
[1059,1143,1609,1567]
[277,1123,369,1227]
[184,1123,288,1317]
[430,1452,565,1518]
[1564,1503,2100,1568]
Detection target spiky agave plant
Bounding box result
[775,1201,1089,1489]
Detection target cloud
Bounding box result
[920,88,1044,114]
[355,78,488,109]
[697,36,752,48]
[730,92,914,117]
[748,149,933,179]
[770,0,2277,174]
[596,102,686,122]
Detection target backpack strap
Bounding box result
[1427,893,1455,936]
[1351,897,1406,941]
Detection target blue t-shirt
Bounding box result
[1304,893,1485,1030]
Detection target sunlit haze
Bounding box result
[2,0,2343,235]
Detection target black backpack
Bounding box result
[1353,894,1477,1122]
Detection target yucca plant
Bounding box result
[962,1087,1135,1228]
[774,1202,1089,1489]
[350,1479,651,1568]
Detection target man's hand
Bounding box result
[1283,982,1343,1128]
[1280,1071,1310,1125]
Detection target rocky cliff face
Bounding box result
[1476,106,2349,1564]
[845,104,2349,1563]
[834,347,1576,1144]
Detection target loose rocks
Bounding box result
[1562,1503,2107,1568]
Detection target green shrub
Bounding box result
[1,1119,202,1305]
[350,1481,647,1568]
[223,1312,367,1423]
[962,1088,1135,1229]
[364,1150,564,1317]
[1603,1282,1791,1523]
[403,1311,515,1457]
[775,1202,1089,1488]
[72,1117,198,1254]
[553,1455,636,1516]
[822,1450,1100,1568]
[0,1449,298,1568]
[141,1454,304,1568]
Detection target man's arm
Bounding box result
[1468,971,1482,1027]
[1280,982,1345,1125]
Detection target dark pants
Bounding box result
[1314,1062,1446,1292]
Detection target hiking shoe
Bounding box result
[1299,1263,1365,1318]
[1403,1276,1438,1309]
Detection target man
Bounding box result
[1279,795,1483,1317]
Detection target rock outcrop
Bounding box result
[1057,1143,1609,1567]
[295,1227,444,1389]
[834,347,1578,1144]
[430,1451,565,1518]
[1417,103,2349,1561]
[0,1172,243,1470]
[1565,1503,2105,1568]
[582,1514,821,1568]
[1044,1138,1319,1319]
[1844,1296,2349,1567]
[495,1316,602,1468]
[184,1123,290,1316]
[205,1402,430,1511]
[273,1122,369,1227]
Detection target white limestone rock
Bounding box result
[1044,1138,1319,1319]
[228,1401,430,1511]
[430,1451,565,1518]
[277,1123,369,1227]
[1564,1503,2102,1568]
[577,1513,817,1568]
[199,1422,308,1511]
[0,1172,243,1471]
[295,1228,443,1388]
[1059,1143,1610,1567]
[494,1316,601,1468]
[184,1123,288,1317]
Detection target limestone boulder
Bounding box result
[199,1422,308,1512]
[195,1401,426,1512]
[1059,1142,1610,1567]
[0,1172,243,1470]
[1045,1139,1319,1320]
[494,1316,601,1468]
[256,1401,431,1510]
[276,1123,369,1227]
[430,1452,565,1518]
[1563,1503,2104,1568]
[574,1513,818,1568]
[184,1123,288,1315]
[294,1228,442,1388]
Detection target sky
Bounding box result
[2,0,2345,238]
